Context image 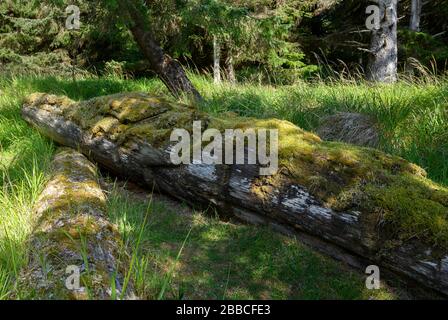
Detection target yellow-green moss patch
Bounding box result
[18,148,133,300]
[24,92,448,248]
[222,117,447,248]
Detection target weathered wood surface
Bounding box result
[19,148,136,300]
[22,92,448,296]
[367,0,398,83]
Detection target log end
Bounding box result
[18,148,135,300]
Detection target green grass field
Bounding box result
[1,74,447,299]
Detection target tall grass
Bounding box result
[193,76,448,185]
[0,77,54,298]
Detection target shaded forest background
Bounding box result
[1,0,447,83]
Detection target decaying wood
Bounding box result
[21,92,448,296]
[317,112,380,148]
[18,148,136,300]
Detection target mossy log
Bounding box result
[22,92,448,296]
[19,148,136,300]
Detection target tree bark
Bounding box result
[367,0,398,83]
[22,92,448,297]
[18,148,136,300]
[121,0,202,101]
[213,35,221,84]
[410,0,423,32]
[224,46,237,84]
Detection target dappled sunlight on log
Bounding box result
[22,91,448,296]
[18,148,136,300]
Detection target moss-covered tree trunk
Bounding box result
[22,92,448,296]
[18,148,136,300]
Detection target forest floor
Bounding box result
[0,74,447,299]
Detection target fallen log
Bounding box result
[18,148,136,300]
[22,92,448,296]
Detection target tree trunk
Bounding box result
[18,148,136,300]
[22,92,448,297]
[122,0,202,101]
[410,0,423,32]
[226,56,236,84]
[213,35,221,84]
[224,46,237,84]
[367,0,398,83]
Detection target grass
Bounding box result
[0,73,446,299]
[107,184,395,300]
[194,77,448,186]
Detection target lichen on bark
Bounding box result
[18,148,136,300]
[22,92,448,249]
[22,91,448,295]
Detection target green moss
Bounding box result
[26,92,448,249]
[40,91,210,149]
[19,148,129,300]
[366,175,448,247]
[32,149,107,229]
[228,118,447,248]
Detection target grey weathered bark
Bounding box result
[121,0,202,101]
[224,50,236,84]
[213,35,222,84]
[18,148,136,300]
[22,92,448,296]
[317,112,380,148]
[410,0,423,32]
[367,0,398,83]
[221,43,236,84]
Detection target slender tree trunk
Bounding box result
[213,35,221,84]
[366,0,398,83]
[226,55,236,84]
[121,0,202,101]
[224,50,236,84]
[222,44,237,84]
[407,0,424,75]
[410,0,423,32]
